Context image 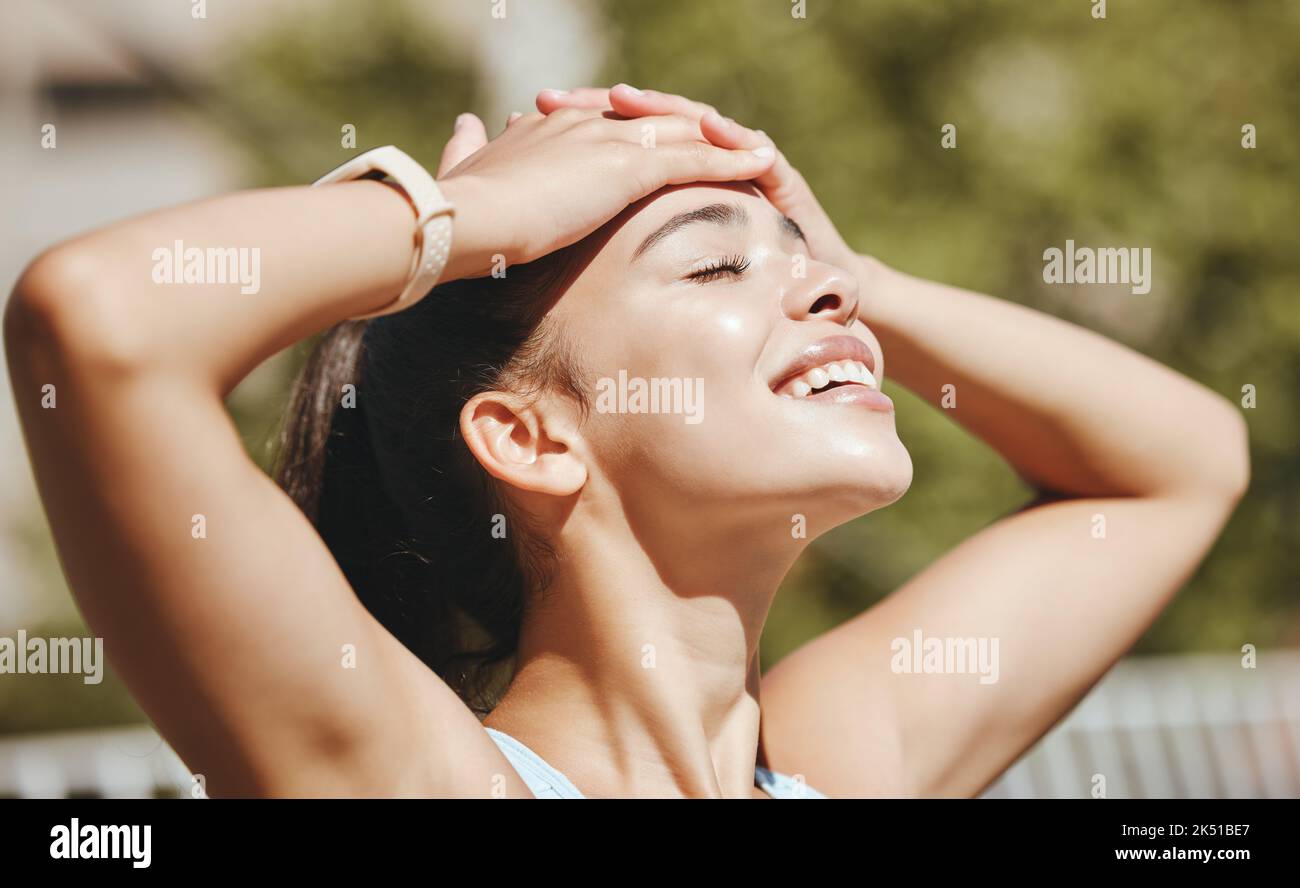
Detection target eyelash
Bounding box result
[688,254,751,283]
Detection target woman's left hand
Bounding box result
[535,85,864,275]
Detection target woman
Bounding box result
[6,85,1248,798]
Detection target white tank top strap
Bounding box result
[485,727,827,799]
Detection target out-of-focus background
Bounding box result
[0,0,1296,798]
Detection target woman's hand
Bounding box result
[534,86,864,277]
[430,107,777,280]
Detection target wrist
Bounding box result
[438,174,516,281]
[853,253,896,313]
[847,253,889,295]
[852,252,889,282]
[312,146,455,317]
[346,179,436,310]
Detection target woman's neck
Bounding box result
[485,508,798,798]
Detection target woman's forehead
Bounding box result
[601,182,773,256]
[627,181,767,224]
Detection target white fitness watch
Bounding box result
[312,145,455,319]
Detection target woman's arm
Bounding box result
[540,87,1249,796]
[857,260,1249,501]
[750,183,1249,796]
[5,109,774,796]
[758,261,1248,796]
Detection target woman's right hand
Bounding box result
[431,109,776,280]
[534,86,864,276]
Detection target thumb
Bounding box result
[437,113,488,177]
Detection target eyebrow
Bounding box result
[631,202,806,262]
[779,214,806,242]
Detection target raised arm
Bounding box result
[538,87,1249,797]
[855,261,1250,501]
[767,261,1249,796]
[5,109,774,796]
[746,140,1248,797]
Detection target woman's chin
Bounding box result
[830,444,915,516]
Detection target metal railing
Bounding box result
[982,651,1300,798]
[0,724,193,799]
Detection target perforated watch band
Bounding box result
[312,146,455,319]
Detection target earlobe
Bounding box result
[459,392,587,496]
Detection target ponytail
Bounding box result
[274,245,590,713]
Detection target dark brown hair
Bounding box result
[274,247,589,713]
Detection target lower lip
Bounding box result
[791,384,895,412]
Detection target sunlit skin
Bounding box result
[499,185,911,545]
[475,184,911,798]
[5,88,1248,798]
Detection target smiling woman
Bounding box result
[5,87,1247,799]
[274,176,913,799]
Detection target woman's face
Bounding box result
[548,183,912,542]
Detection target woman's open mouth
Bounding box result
[775,357,876,398]
[770,334,895,412]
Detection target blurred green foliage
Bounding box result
[7,0,1297,735]
[593,0,1300,662]
[217,1,482,184]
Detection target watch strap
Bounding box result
[312,146,454,319]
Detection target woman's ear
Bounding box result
[459,391,587,496]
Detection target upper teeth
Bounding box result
[783,360,877,398]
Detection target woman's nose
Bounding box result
[781,262,861,327]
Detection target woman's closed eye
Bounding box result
[686,254,751,284]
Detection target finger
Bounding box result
[699,110,766,150]
[506,110,524,127]
[541,85,716,125]
[608,85,717,122]
[602,113,706,145]
[656,112,851,265]
[698,126,846,265]
[436,112,488,177]
[536,87,611,113]
[646,142,777,189]
[698,114,795,198]
[607,99,786,197]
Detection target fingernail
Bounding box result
[544,88,569,95]
[454,113,470,131]
[619,83,645,95]
[751,146,775,158]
